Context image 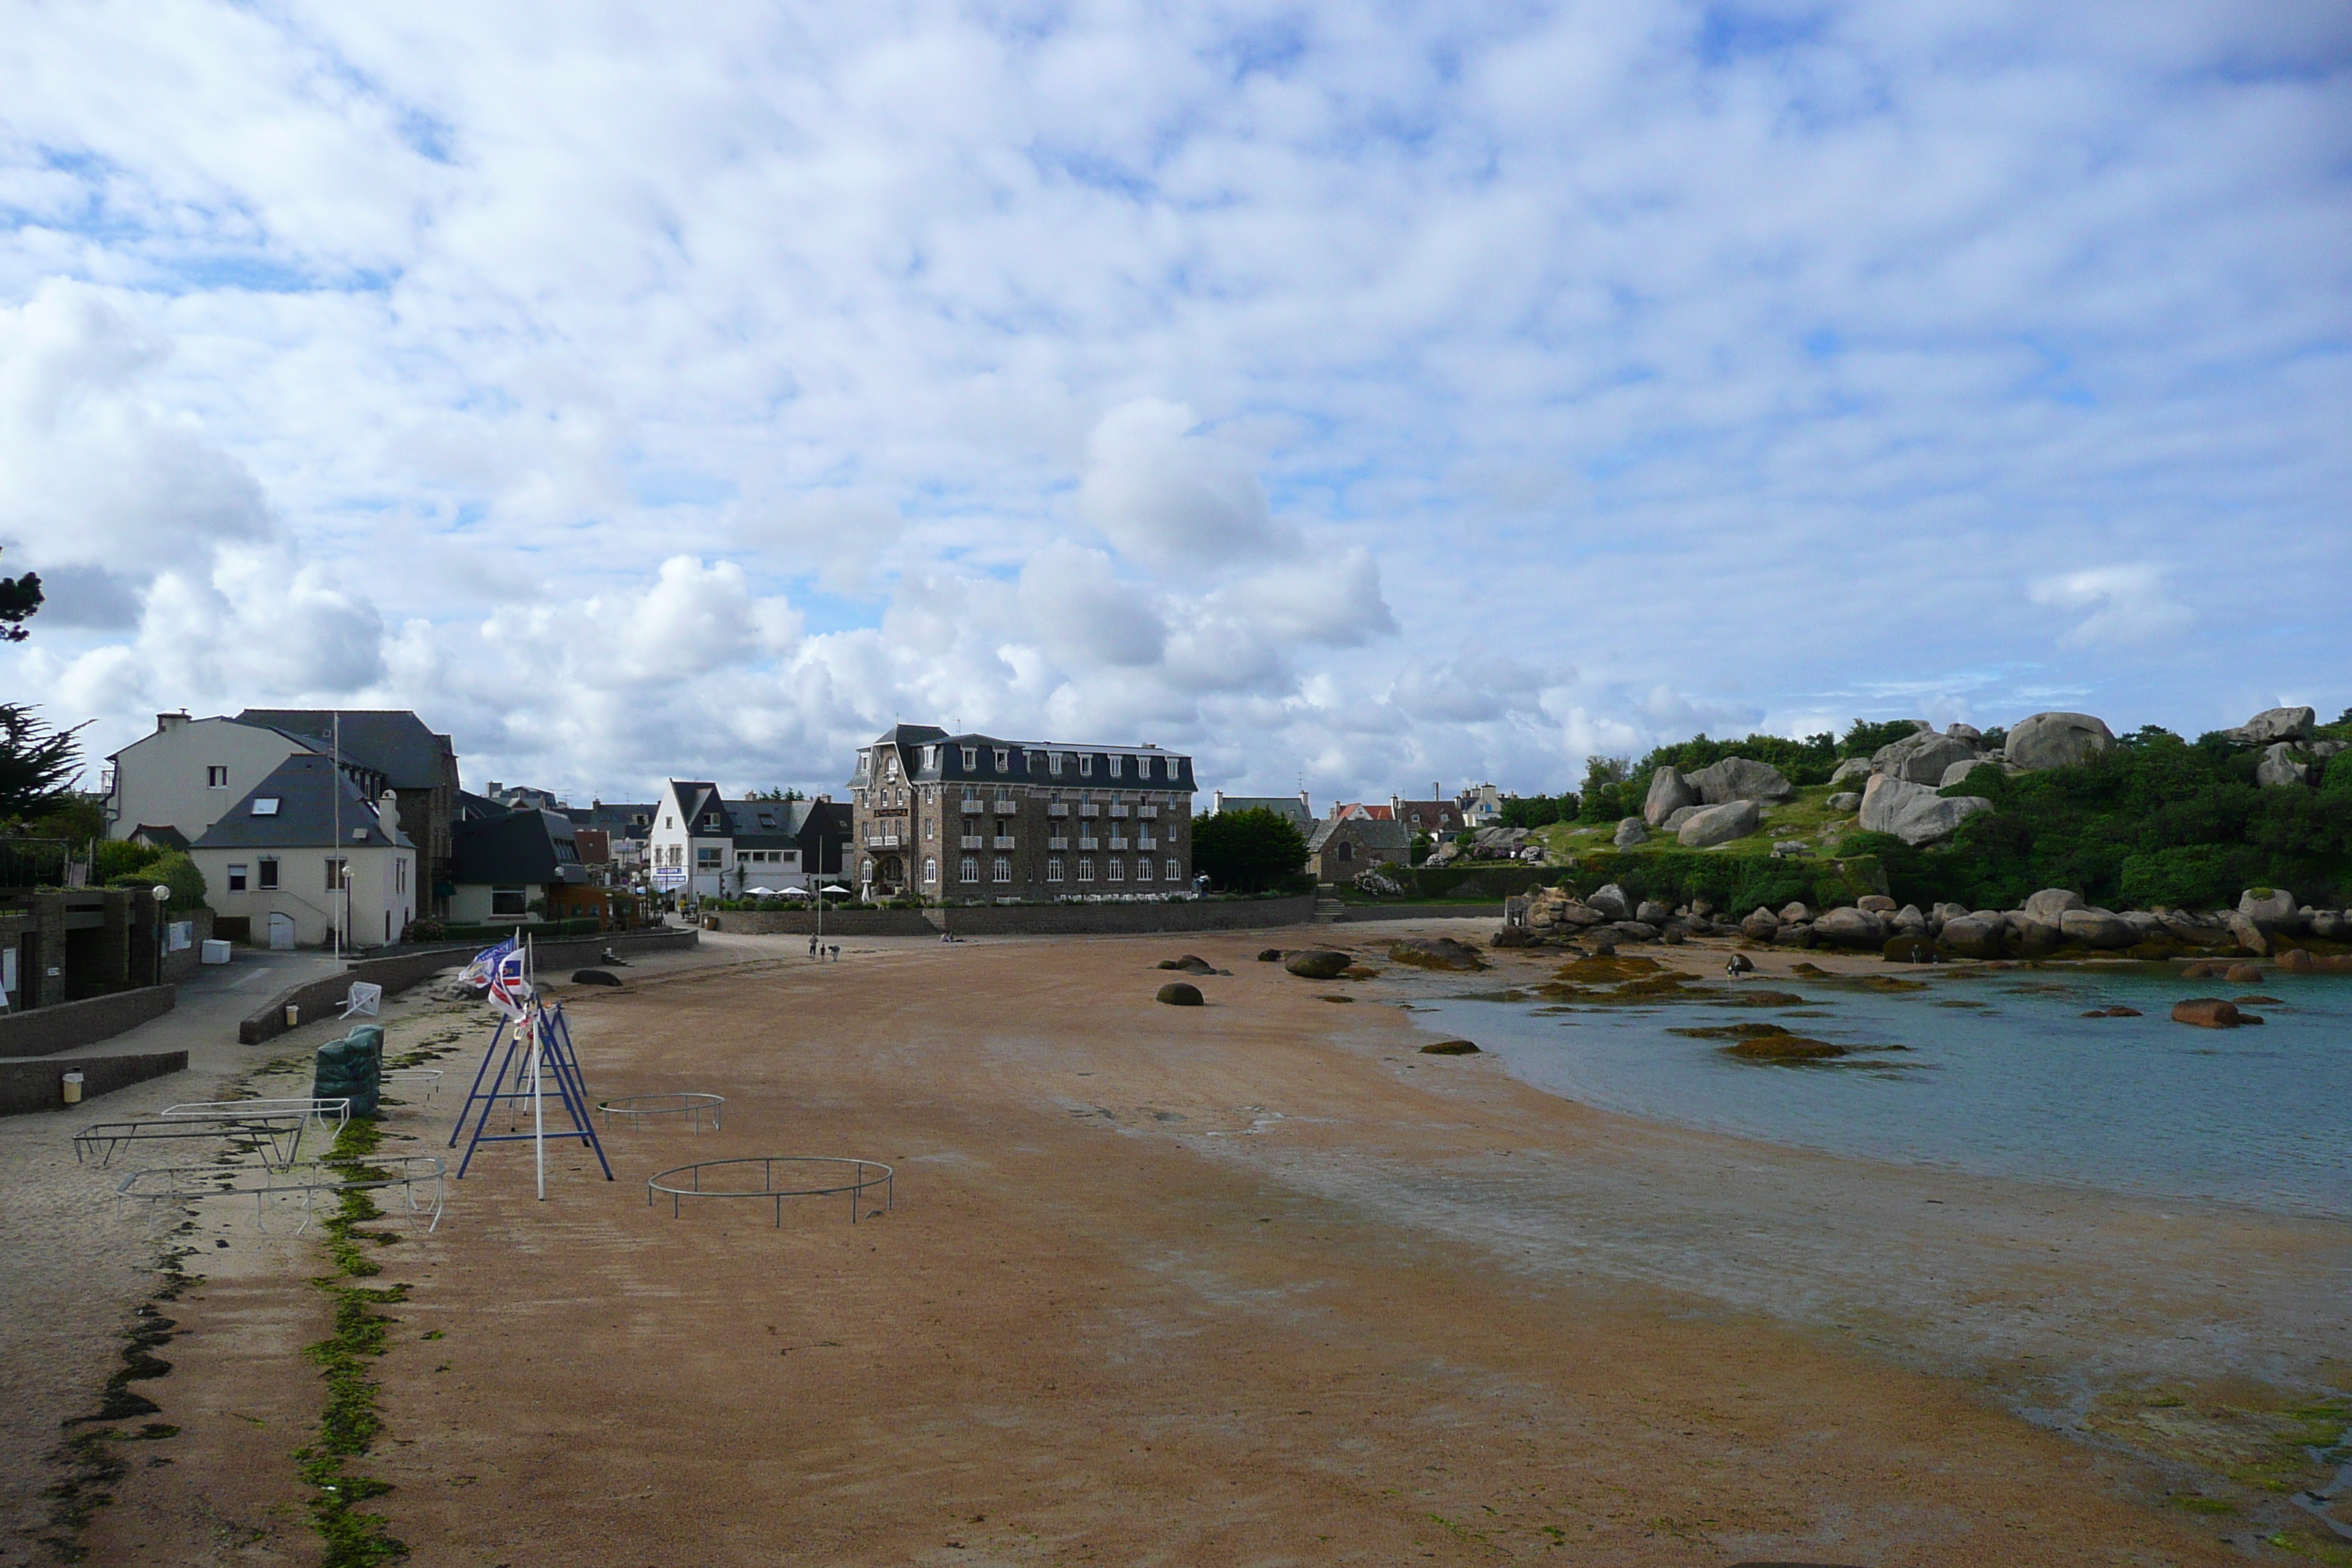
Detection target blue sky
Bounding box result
[1,0,2347,804]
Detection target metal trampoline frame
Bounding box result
[162,1098,353,1134]
[646,1157,894,1226]
[597,1093,724,1134]
[75,1112,313,1169]
[116,1156,448,1235]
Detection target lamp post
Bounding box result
[150,883,170,985]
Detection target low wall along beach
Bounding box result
[707,894,1319,938]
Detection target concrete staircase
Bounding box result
[1313,890,1346,924]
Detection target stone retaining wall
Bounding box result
[705,908,940,937]
[0,986,176,1058]
[237,927,701,1044]
[1325,902,1506,924]
[0,1049,189,1117]
[705,897,1319,937]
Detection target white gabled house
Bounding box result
[188,754,417,949]
[644,781,852,900]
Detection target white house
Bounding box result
[189,755,417,949]
[105,714,312,846]
[644,782,851,900]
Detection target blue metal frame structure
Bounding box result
[448,1002,614,1181]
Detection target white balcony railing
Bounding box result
[992,835,1016,850]
[1137,835,1156,851]
[960,835,984,850]
[1109,804,1130,818]
[1048,836,1069,851]
[1078,836,1100,851]
[1079,804,1100,818]
[1109,836,1129,850]
[992,799,1015,815]
[1047,804,1069,817]
[1138,805,1158,818]
[960,798,982,814]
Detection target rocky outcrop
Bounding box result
[2059,909,2136,949]
[1688,757,1796,806]
[1155,981,1204,1006]
[1828,757,1872,787]
[2256,743,2319,788]
[1283,951,1352,980]
[2023,889,2087,920]
[1419,1039,1481,1055]
[1635,900,1673,924]
[1871,730,1980,785]
[1826,791,1861,813]
[2223,911,2271,956]
[1859,774,1994,846]
[1812,907,1886,948]
[1740,907,1780,941]
[1945,723,1983,742]
[1937,914,2004,957]
[1586,883,1632,921]
[2238,888,2301,932]
[2223,706,2315,746]
[2005,712,2115,772]
[2170,998,2242,1029]
[1388,937,1488,972]
[1613,817,1647,849]
[1938,759,1996,789]
[1676,799,1760,848]
[1643,767,1697,826]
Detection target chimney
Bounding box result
[1390,794,1401,819]
[1213,790,1225,813]
[157,712,189,731]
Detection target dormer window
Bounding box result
[1109,755,1123,778]
[924,745,939,770]
[993,748,1009,772]
[251,797,281,815]
[961,747,978,770]
[1049,753,1063,775]
[1079,755,1093,777]
[857,748,871,777]
[885,754,899,778]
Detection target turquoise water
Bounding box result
[1417,968,2352,1218]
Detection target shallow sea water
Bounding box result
[1417,965,2352,1219]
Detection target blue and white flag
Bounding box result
[457,936,516,990]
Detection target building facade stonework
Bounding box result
[848,725,1196,900]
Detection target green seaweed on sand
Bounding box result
[1670,1022,1802,1041]
[1722,1035,1848,1062]
[1710,989,1811,1009]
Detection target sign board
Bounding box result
[652,867,685,889]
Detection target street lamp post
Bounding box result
[150,884,170,985]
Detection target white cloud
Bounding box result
[2029,565,2196,650]
[0,0,2343,801]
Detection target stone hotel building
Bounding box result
[848,725,1196,899]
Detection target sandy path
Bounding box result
[72,927,2345,1564]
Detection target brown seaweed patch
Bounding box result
[1550,954,1666,983]
[1723,1036,1848,1062]
[1670,1022,1798,1041]
[1712,989,1810,1009]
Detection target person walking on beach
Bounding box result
[808,933,819,959]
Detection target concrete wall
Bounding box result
[159,908,216,984]
[0,1049,189,1117]
[236,926,701,1044]
[710,895,1318,937]
[1326,902,1506,923]
[0,985,176,1058]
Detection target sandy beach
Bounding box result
[36,924,2352,1564]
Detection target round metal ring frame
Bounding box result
[647,1156,893,1226]
[597,1093,725,1134]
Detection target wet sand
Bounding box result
[64,927,2351,1563]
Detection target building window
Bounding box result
[924,745,939,770]
[1137,859,1154,881]
[924,818,935,840]
[1047,859,1063,883]
[885,753,899,778]
[958,856,979,883]
[325,857,348,891]
[491,886,527,916]
[1049,752,1063,775]
[1107,859,1125,881]
[206,766,229,788]
[396,860,407,893]
[1079,755,1093,777]
[923,857,938,883]
[992,748,1009,772]
[227,864,249,892]
[258,858,279,890]
[696,848,722,867]
[1166,859,1180,881]
[962,746,977,770]
[1027,750,1044,772]
[251,796,280,816]
[1078,858,1095,882]
[992,857,1011,883]
[1109,754,1123,778]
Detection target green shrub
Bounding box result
[95,839,162,881]
[1194,808,1310,893]
[109,849,206,909]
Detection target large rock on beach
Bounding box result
[2238,888,2300,932]
[2223,706,2316,746]
[1587,883,1633,921]
[2223,911,2270,956]
[1779,902,1814,924]
[2009,916,2062,957]
[1772,923,1815,947]
[1859,774,1993,846]
[1871,731,1981,785]
[2170,998,2242,1029]
[1155,981,1204,1006]
[2024,889,2086,920]
[1283,951,1353,980]
[2004,712,2115,772]
[1937,915,2004,958]
[1812,907,1887,949]
[1689,757,1797,806]
[1676,799,1760,848]
[1635,900,1673,924]
[1740,908,1781,941]
[2059,909,2136,949]
[1643,767,1697,826]
[1388,937,1488,971]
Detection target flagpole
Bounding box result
[529,932,545,1200]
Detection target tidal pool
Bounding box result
[1416,967,2352,1218]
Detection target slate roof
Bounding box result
[858,728,1196,792]
[191,755,414,851]
[1307,818,1411,853]
[128,823,191,851]
[1212,796,1313,828]
[451,809,587,886]
[565,802,656,841]
[234,709,455,790]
